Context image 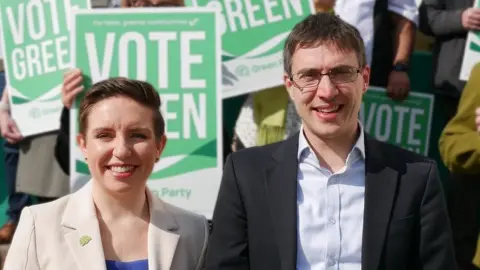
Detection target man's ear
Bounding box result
[284,72,296,101]
[361,65,371,93]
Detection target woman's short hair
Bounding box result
[78,77,165,139]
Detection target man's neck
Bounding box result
[303,124,360,173]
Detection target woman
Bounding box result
[4,78,208,270]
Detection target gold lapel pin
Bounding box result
[79,235,92,247]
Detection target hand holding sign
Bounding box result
[462,7,480,31]
[386,70,410,101]
[62,69,84,109]
[0,110,23,144]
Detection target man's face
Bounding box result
[284,43,370,140]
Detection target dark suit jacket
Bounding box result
[205,133,456,270]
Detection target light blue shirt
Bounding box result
[296,125,366,270]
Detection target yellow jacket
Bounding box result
[439,63,480,174]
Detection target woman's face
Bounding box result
[77,96,166,195]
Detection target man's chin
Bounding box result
[303,122,341,138]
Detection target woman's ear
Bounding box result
[77,134,88,158]
[155,134,167,158]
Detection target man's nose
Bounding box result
[316,75,338,100]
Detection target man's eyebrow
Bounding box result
[295,64,355,74]
[295,68,319,74]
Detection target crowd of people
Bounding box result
[1,0,480,269]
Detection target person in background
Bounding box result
[4,78,208,270]
[420,1,480,269]
[438,62,480,270]
[0,23,68,205]
[336,0,418,99]
[0,55,31,244]
[0,87,68,204]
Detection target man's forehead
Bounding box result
[291,44,358,66]
[295,42,356,56]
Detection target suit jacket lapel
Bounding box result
[61,182,107,270]
[362,136,399,269]
[146,189,180,270]
[265,134,299,270]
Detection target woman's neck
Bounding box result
[92,183,150,223]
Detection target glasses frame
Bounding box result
[289,67,361,93]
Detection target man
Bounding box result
[206,13,456,270]
[420,1,480,269]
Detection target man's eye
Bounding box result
[330,68,351,75]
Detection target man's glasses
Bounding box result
[290,66,361,93]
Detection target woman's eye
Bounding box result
[132,133,147,139]
[96,133,111,138]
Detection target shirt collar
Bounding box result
[297,122,366,160]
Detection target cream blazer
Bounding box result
[3,182,208,270]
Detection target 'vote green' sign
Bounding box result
[460,0,480,80]
[360,87,434,155]
[0,0,90,136]
[186,0,315,98]
[70,8,222,218]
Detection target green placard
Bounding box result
[459,0,480,80]
[0,0,90,136]
[360,87,434,155]
[186,0,315,98]
[70,8,222,218]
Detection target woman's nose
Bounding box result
[112,138,133,158]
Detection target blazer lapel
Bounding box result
[265,134,299,270]
[146,190,180,270]
[61,182,107,270]
[361,136,399,269]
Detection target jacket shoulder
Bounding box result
[371,138,436,165]
[24,195,72,225]
[163,202,208,230]
[229,140,285,164]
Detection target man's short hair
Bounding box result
[283,12,366,75]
